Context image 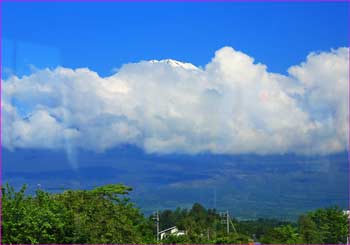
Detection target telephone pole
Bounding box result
[214,188,217,210]
[220,210,237,234]
[220,210,229,234]
[226,210,229,234]
[152,211,160,242]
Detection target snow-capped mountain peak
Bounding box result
[148,59,198,70]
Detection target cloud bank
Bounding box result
[2,47,349,156]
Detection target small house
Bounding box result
[159,226,186,240]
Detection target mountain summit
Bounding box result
[148,59,199,70]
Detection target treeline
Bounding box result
[2,183,155,244]
[1,183,347,244]
[157,203,347,244]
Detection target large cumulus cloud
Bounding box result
[2,46,349,155]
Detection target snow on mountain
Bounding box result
[148,59,199,70]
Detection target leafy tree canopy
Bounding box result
[1,183,348,244]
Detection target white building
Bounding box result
[159,226,186,240]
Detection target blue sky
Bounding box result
[3,2,349,77]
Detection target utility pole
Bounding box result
[220,210,237,234]
[226,210,229,234]
[152,211,160,242]
[220,210,229,234]
[214,188,217,210]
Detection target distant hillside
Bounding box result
[3,146,348,220]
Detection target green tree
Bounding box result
[2,184,74,244]
[162,234,191,244]
[55,184,145,243]
[260,224,302,244]
[237,218,291,239]
[2,183,151,244]
[308,206,347,244]
[212,232,250,244]
[298,214,322,243]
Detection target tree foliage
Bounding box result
[260,206,347,244]
[1,183,154,244]
[1,183,348,244]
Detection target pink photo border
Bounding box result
[0,1,349,245]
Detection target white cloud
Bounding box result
[2,46,349,156]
